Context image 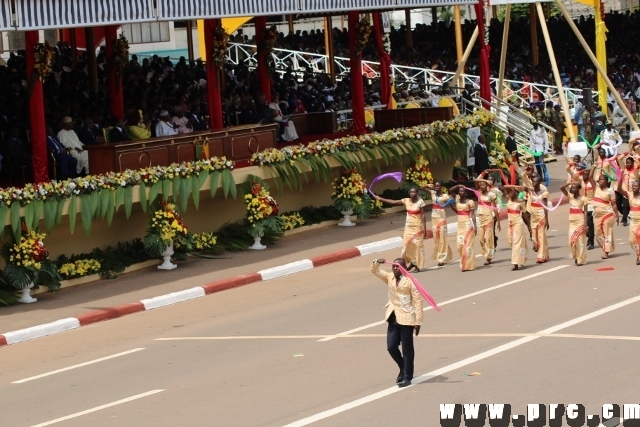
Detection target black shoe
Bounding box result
[396,371,403,384]
[398,379,411,388]
[587,244,594,250]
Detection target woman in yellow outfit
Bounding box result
[560,181,588,266]
[448,185,477,272]
[474,179,501,265]
[373,187,426,272]
[423,181,453,266]
[588,168,619,259]
[526,173,550,263]
[502,186,528,270]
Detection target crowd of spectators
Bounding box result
[1,10,640,182]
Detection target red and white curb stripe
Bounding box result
[0,237,403,348]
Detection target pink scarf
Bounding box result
[391,263,441,311]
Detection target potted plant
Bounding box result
[0,223,61,303]
[143,195,193,270]
[243,175,284,249]
[331,168,374,226]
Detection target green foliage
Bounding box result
[496,4,560,21]
[284,206,343,226]
[56,239,152,280]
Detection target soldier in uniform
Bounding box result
[582,104,593,142]
[553,105,566,154]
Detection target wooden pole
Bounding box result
[535,2,575,142]
[288,15,294,34]
[405,9,413,48]
[325,16,336,84]
[530,4,538,68]
[452,26,479,85]
[497,4,511,101]
[186,20,195,61]
[554,0,639,131]
[431,7,437,24]
[85,27,98,93]
[454,6,463,89]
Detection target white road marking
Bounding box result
[12,348,146,384]
[259,260,314,280]
[318,265,569,341]
[284,294,640,427]
[155,333,640,341]
[29,389,165,427]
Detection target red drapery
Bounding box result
[348,12,366,135]
[475,3,491,108]
[105,26,124,119]
[25,31,48,183]
[255,17,271,103]
[372,12,391,109]
[205,19,224,130]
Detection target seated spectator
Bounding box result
[293,99,306,114]
[46,125,77,179]
[109,117,131,143]
[127,110,152,140]
[269,94,299,142]
[256,93,273,124]
[171,106,193,134]
[58,116,89,175]
[186,103,207,131]
[78,118,104,146]
[5,127,32,180]
[155,110,179,137]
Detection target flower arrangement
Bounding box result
[259,25,278,56]
[33,41,55,80]
[403,155,434,189]
[59,259,101,280]
[191,232,218,251]
[112,34,130,75]
[143,195,193,257]
[488,130,510,172]
[0,224,61,291]
[242,175,284,238]
[331,168,374,219]
[355,16,372,55]
[212,24,229,68]
[280,213,305,231]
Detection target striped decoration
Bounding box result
[15,0,154,30]
[5,0,479,31]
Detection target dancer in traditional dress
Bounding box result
[474,179,501,265]
[593,147,615,182]
[423,181,453,266]
[588,168,619,259]
[560,181,588,266]
[449,185,477,272]
[617,178,640,265]
[565,155,584,183]
[526,173,550,263]
[502,186,528,270]
[373,187,426,272]
[615,153,640,227]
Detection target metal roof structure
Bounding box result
[0,0,477,31]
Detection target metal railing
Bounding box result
[225,43,596,109]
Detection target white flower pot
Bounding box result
[18,282,37,304]
[339,209,356,227]
[249,236,266,250]
[157,243,177,270]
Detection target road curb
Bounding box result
[0,196,567,348]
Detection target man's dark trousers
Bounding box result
[387,311,415,381]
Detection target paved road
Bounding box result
[2,196,640,426]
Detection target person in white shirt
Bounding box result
[57,116,89,175]
[171,106,193,134]
[155,110,179,137]
[529,121,549,176]
[599,121,623,157]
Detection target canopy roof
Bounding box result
[1,0,476,31]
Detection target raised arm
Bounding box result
[560,181,571,198]
[448,184,461,197]
[617,177,629,199]
[372,194,404,206]
[588,167,596,189]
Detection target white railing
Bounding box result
[225,42,596,109]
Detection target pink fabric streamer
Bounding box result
[368,172,403,194]
[532,192,565,211]
[391,263,441,312]
[606,157,622,181]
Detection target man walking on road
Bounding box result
[371,258,423,388]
